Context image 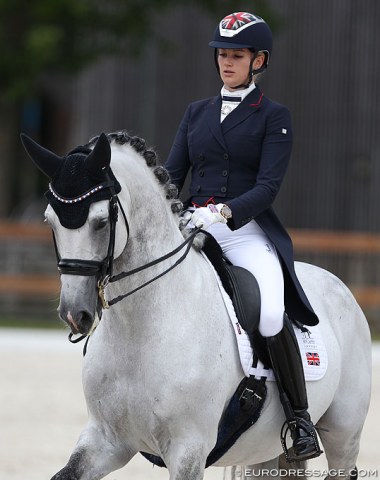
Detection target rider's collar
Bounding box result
[221,81,256,102]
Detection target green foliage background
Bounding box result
[0,0,275,101]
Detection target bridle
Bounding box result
[53,181,126,307]
[52,182,201,341]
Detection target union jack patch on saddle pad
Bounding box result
[306,352,320,366]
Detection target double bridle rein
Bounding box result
[53,184,201,341]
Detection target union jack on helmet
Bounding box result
[220,12,265,37]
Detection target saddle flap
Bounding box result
[224,263,260,335]
[201,231,260,334]
[201,231,272,367]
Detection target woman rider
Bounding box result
[165,12,322,461]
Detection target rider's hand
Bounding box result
[191,204,227,230]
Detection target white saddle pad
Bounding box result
[202,252,328,381]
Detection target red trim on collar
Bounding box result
[192,197,216,208]
[249,92,263,107]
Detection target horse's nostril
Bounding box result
[64,310,94,335]
[78,311,92,323]
[77,311,94,332]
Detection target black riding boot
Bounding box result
[266,315,322,462]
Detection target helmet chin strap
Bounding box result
[228,52,266,90]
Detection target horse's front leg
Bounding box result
[224,458,281,480]
[51,422,135,480]
[164,437,210,480]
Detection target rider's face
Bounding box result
[218,48,253,90]
[218,48,264,90]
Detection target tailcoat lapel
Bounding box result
[205,95,227,150]
[204,88,264,148]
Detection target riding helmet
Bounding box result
[209,12,273,73]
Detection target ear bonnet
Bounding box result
[21,133,121,229]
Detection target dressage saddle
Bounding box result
[200,231,271,367]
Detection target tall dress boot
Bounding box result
[266,315,323,462]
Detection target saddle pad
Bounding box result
[201,252,328,382]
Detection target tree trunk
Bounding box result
[0,101,19,217]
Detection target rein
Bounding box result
[66,222,200,348]
[107,226,201,306]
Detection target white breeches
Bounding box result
[208,220,285,337]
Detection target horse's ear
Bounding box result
[85,133,111,180]
[20,133,64,179]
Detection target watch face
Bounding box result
[222,205,232,218]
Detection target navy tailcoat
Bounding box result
[165,86,318,326]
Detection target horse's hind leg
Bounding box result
[317,409,366,480]
[50,422,135,480]
[317,358,371,477]
[317,424,361,479]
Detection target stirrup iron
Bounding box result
[280,416,323,462]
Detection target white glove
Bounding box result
[191,204,227,230]
[179,210,195,230]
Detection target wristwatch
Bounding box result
[220,204,232,220]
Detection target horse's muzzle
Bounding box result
[61,309,95,335]
[58,275,99,335]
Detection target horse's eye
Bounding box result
[94,218,108,231]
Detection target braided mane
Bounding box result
[86,130,183,215]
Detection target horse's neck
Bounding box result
[109,215,203,316]
[130,211,184,266]
[103,244,202,354]
[108,151,207,329]
[111,192,192,295]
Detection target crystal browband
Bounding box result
[48,181,113,204]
